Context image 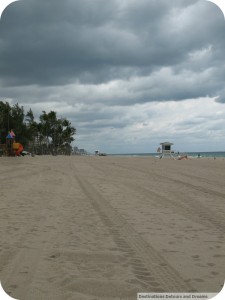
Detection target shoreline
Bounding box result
[107,153,225,158]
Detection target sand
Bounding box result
[0,155,224,300]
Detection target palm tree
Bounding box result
[0,102,76,155]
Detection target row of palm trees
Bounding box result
[0,101,76,155]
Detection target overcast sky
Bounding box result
[0,0,225,153]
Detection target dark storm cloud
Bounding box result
[0,0,225,104]
[0,0,119,85]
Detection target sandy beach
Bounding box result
[0,155,224,300]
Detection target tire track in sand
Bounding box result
[89,159,225,233]
[72,163,196,293]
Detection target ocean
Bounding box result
[110,152,225,158]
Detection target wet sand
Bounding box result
[0,155,224,299]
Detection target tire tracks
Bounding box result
[72,163,196,293]
[89,159,225,233]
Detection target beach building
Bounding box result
[159,141,174,159]
[73,147,87,155]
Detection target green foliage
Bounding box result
[0,101,76,155]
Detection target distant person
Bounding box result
[178,155,188,160]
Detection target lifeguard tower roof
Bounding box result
[160,142,173,146]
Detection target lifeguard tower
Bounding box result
[159,142,174,159]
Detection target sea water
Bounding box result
[110,152,225,158]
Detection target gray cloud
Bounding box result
[0,1,224,91]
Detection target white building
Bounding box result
[159,142,174,158]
